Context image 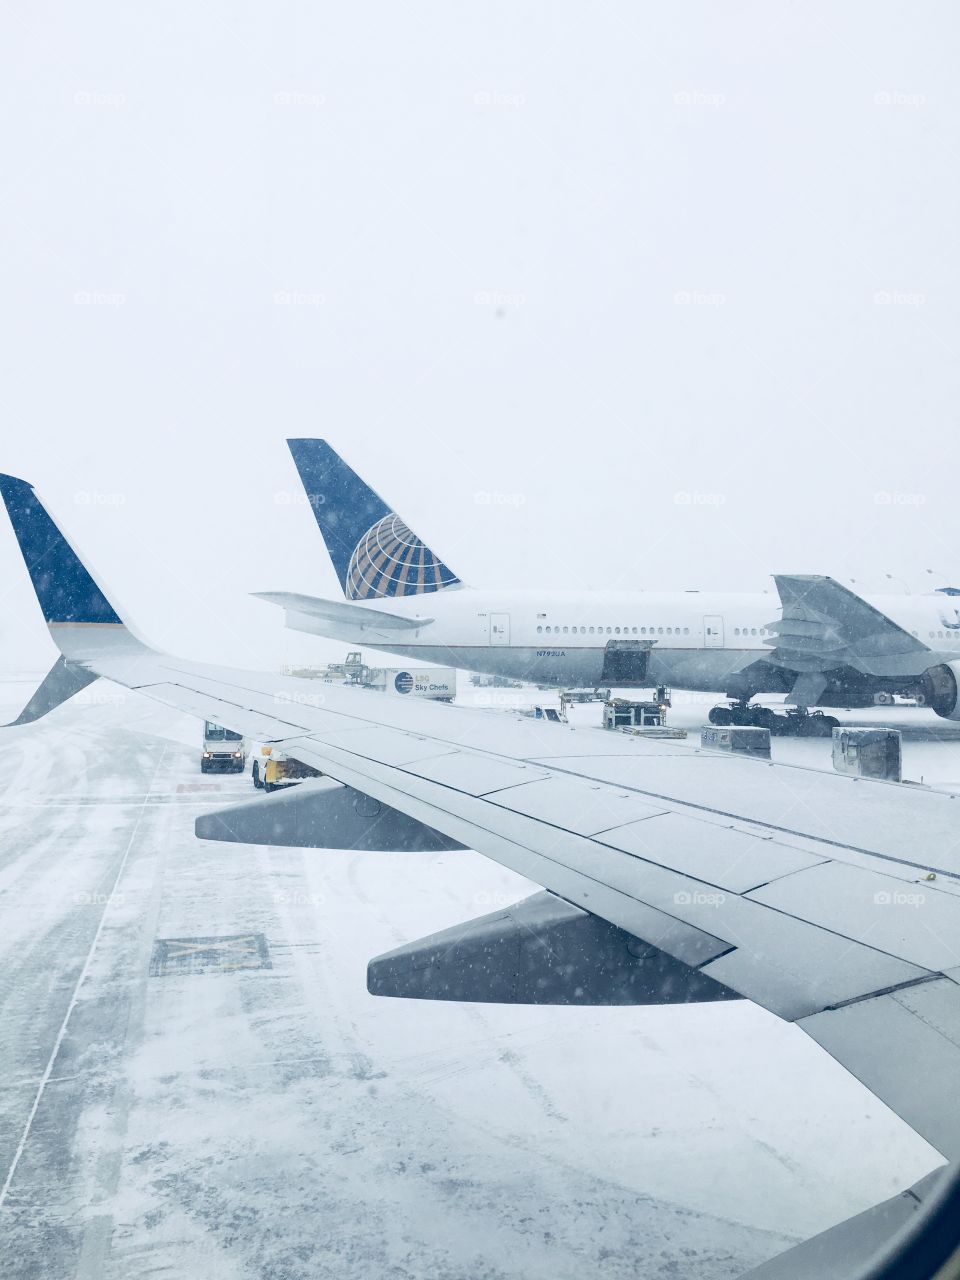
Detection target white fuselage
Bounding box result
[288,587,960,697]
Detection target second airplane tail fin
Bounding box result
[287,439,462,601]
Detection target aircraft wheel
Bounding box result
[252,760,263,788]
[709,706,733,726]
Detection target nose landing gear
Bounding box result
[708,701,839,737]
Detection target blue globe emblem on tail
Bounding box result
[394,671,414,694]
[345,513,460,600]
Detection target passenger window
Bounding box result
[536,625,542,634]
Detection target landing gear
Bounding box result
[707,701,839,737]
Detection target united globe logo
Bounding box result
[345,512,460,599]
[394,671,414,694]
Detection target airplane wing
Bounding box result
[2,473,958,1276]
[768,574,931,677]
[252,590,432,631]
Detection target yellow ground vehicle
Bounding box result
[251,744,321,792]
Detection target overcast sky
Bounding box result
[1,2,958,673]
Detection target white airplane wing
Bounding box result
[2,473,958,1277]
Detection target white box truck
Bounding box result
[365,667,456,701]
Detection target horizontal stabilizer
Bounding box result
[3,656,99,726]
[252,591,432,632]
[195,776,465,851]
[368,890,741,1005]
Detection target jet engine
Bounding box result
[918,661,960,719]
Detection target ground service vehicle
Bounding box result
[201,721,246,772]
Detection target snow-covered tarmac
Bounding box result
[0,680,946,1279]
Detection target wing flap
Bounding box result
[800,976,960,1159]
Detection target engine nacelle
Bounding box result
[919,662,960,720]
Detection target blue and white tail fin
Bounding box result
[0,474,142,721]
[287,440,462,600]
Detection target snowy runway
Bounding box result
[0,687,943,1279]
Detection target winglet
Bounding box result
[286,440,462,600]
[0,474,123,625]
[0,473,147,697]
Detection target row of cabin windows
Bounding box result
[733,627,772,638]
[930,630,959,640]
[536,625,691,636]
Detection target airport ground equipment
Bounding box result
[201,721,246,772]
[559,688,609,711]
[603,699,666,730]
[470,673,523,689]
[251,743,322,791]
[284,652,455,701]
[700,726,772,758]
[8,468,960,1278]
[708,701,840,737]
[832,727,903,782]
[521,704,567,723]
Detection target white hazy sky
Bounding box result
[1,2,958,673]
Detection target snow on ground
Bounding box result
[0,679,946,1279]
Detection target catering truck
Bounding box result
[201,721,246,773]
[365,667,455,700]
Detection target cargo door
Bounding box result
[703,615,724,648]
[489,613,510,646]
